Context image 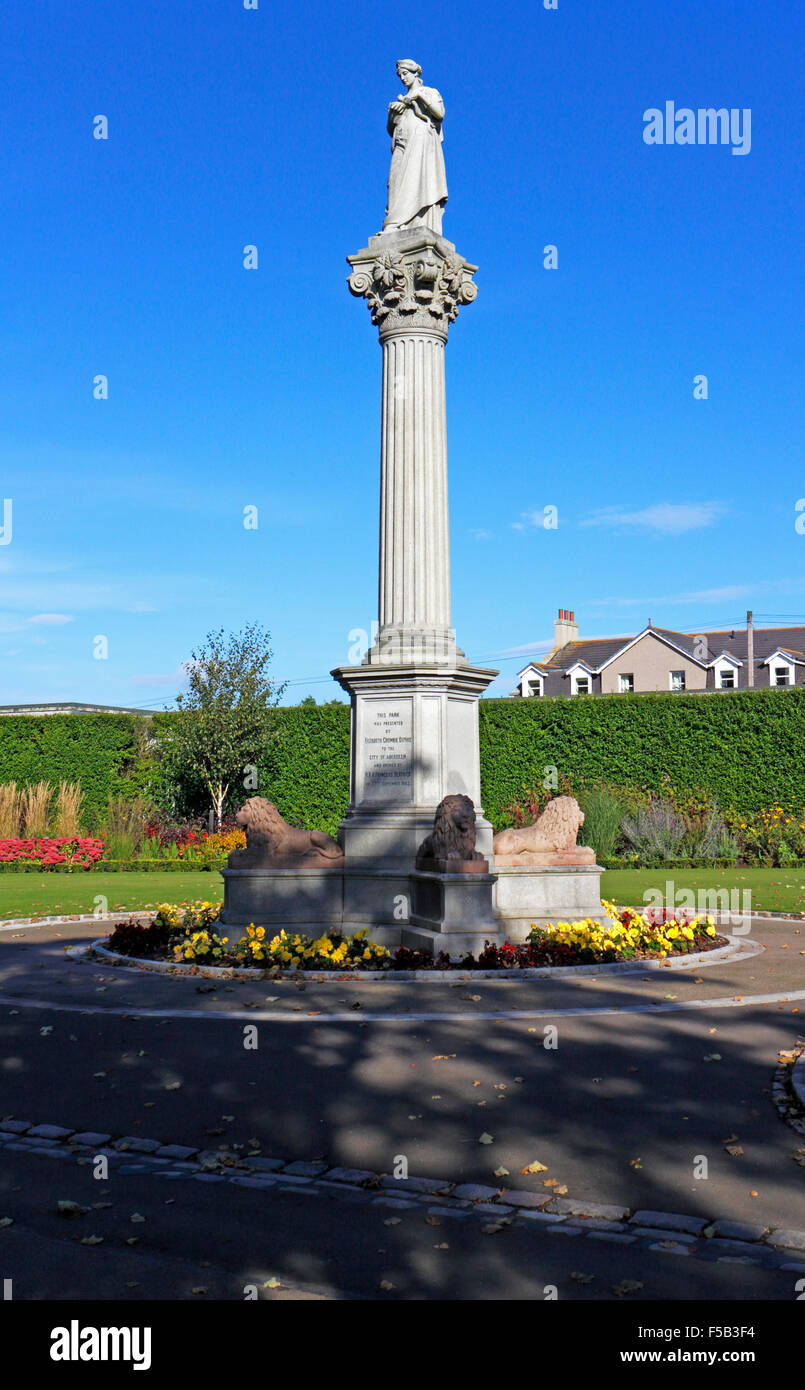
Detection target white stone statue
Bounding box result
[383,60,448,235]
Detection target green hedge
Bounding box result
[1,689,804,836]
[479,688,805,827]
[0,714,151,829]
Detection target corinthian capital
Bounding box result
[347,230,478,336]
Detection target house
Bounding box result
[513,609,805,697]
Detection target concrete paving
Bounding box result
[1,913,804,1299]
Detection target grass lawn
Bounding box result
[1,867,804,922]
[0,872,224,921]
[601,865,805,915]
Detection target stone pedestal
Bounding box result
[220,867,344,931]
[404,868,500,958]
[493,864,608,941]
[331,661,497,933]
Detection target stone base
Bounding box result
[403,868,503,957]
[219,867,344,931]
[415,857,490,874]
[331,661,497,870]
[493,864,607,941]
[217,861,607,955]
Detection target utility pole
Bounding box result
[747,610,754,687]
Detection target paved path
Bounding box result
[1,914,804,1299]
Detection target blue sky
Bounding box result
[1,0,803,706]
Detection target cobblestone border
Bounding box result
[771,1045,805,1135]
[1,1115,804,1272]
[81,932,761,984]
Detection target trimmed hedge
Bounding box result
[478,688,805,828]
[0,714,151,829]
[1,689,804,836]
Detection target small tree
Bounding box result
[168,625,286,829]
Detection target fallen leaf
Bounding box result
[424,1215,441,1226]
[262,1277,281,1288]
[570,1271,595,1284]
[130,1213,146,1223]
[433,1242,449,1250]
[478,1132,494,1144]
[725,1144,744,1157]
[521,1160,548,1174]
[612,1279,643,1298]
[493,1167,510,1178]
[190,1287,209,1295]
[0,1217,13,1228]
[81,1235,103,1245]
[379,1280,395,1291]
[57,1201,84,1217]
[164,1081,182,1091]
[630,1158,643,1170]
[703,1054,722,1062]
[383,1218,401,1226]
[432,1055,456,1061]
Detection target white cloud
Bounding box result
[28,613,74,626]
[580,502,726,534]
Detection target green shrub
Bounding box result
[577,786,625,859]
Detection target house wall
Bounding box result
[600,632,706,694]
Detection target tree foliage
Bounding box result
[163,625,286,826]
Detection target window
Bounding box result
[718,669,735,689]
[618,673,634,693]
[670,670,686,692]
[774,665,792,687]
[574,677,590,695]
[527,679,543,698]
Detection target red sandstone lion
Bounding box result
[416,793,486,867]
[493,795,586,859]
[227,798,343,868]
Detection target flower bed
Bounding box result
[0,836,105,869]
[105,900,727,972]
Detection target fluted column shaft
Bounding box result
[378,328,451,648]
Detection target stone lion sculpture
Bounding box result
[416,793,488,871]
[493,795,594,864]
[227,798,344,869]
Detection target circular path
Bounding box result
[1,912,804,1300]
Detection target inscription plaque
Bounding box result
[361,699,414,804]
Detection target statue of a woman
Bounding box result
[383,60,448,235]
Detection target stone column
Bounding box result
[332,227,498,939]
[345,228,480,668]
[378,328,451,660]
